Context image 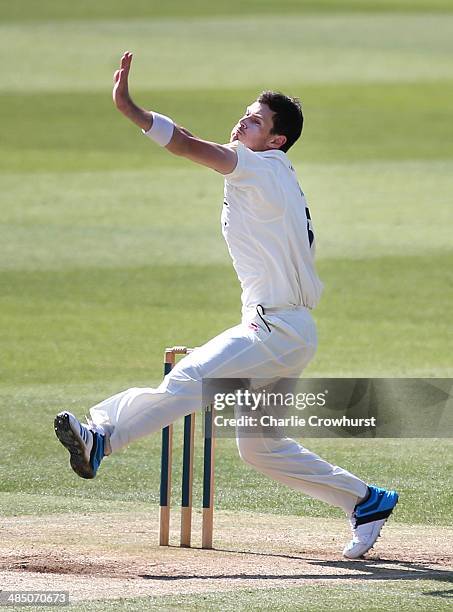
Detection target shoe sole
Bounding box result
[54,412,95,479]
[343,495,399,559]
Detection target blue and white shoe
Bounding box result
[343,485,399,559]
[54,412,105,479]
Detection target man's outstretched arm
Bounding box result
[113,52,237,175]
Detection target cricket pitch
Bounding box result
[1,511,452,603]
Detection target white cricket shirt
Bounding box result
[222,141,323,317]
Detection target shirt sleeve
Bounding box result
[223,141,274,188]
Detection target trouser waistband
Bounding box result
[258,305,307,314]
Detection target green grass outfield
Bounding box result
[39,583,453,612]
[1,1,452,610]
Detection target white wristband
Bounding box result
[142,112,175,147]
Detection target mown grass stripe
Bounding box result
[2,0,453,23]
[1,15,453,93]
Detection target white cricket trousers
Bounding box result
[89,307,367,515]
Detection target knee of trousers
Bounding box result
[164,359,203,391]
[236,436,269,468]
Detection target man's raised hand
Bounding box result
[112,52,153,131]
[113,51,133,112]
[110,50,235,173]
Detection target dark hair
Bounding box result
[257,90,303,152]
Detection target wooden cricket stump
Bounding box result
[159,346,215,549]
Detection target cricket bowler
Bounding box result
[54,52,398,559]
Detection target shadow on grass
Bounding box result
[422,588,453,599]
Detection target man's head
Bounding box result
[230,91,303,153]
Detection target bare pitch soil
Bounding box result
[1,511,452,603]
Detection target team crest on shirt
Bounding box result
[248,322,260,333]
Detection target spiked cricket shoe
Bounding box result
[54,411,105,479]
[343,486,399,559]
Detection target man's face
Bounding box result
[230,101,286,152]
